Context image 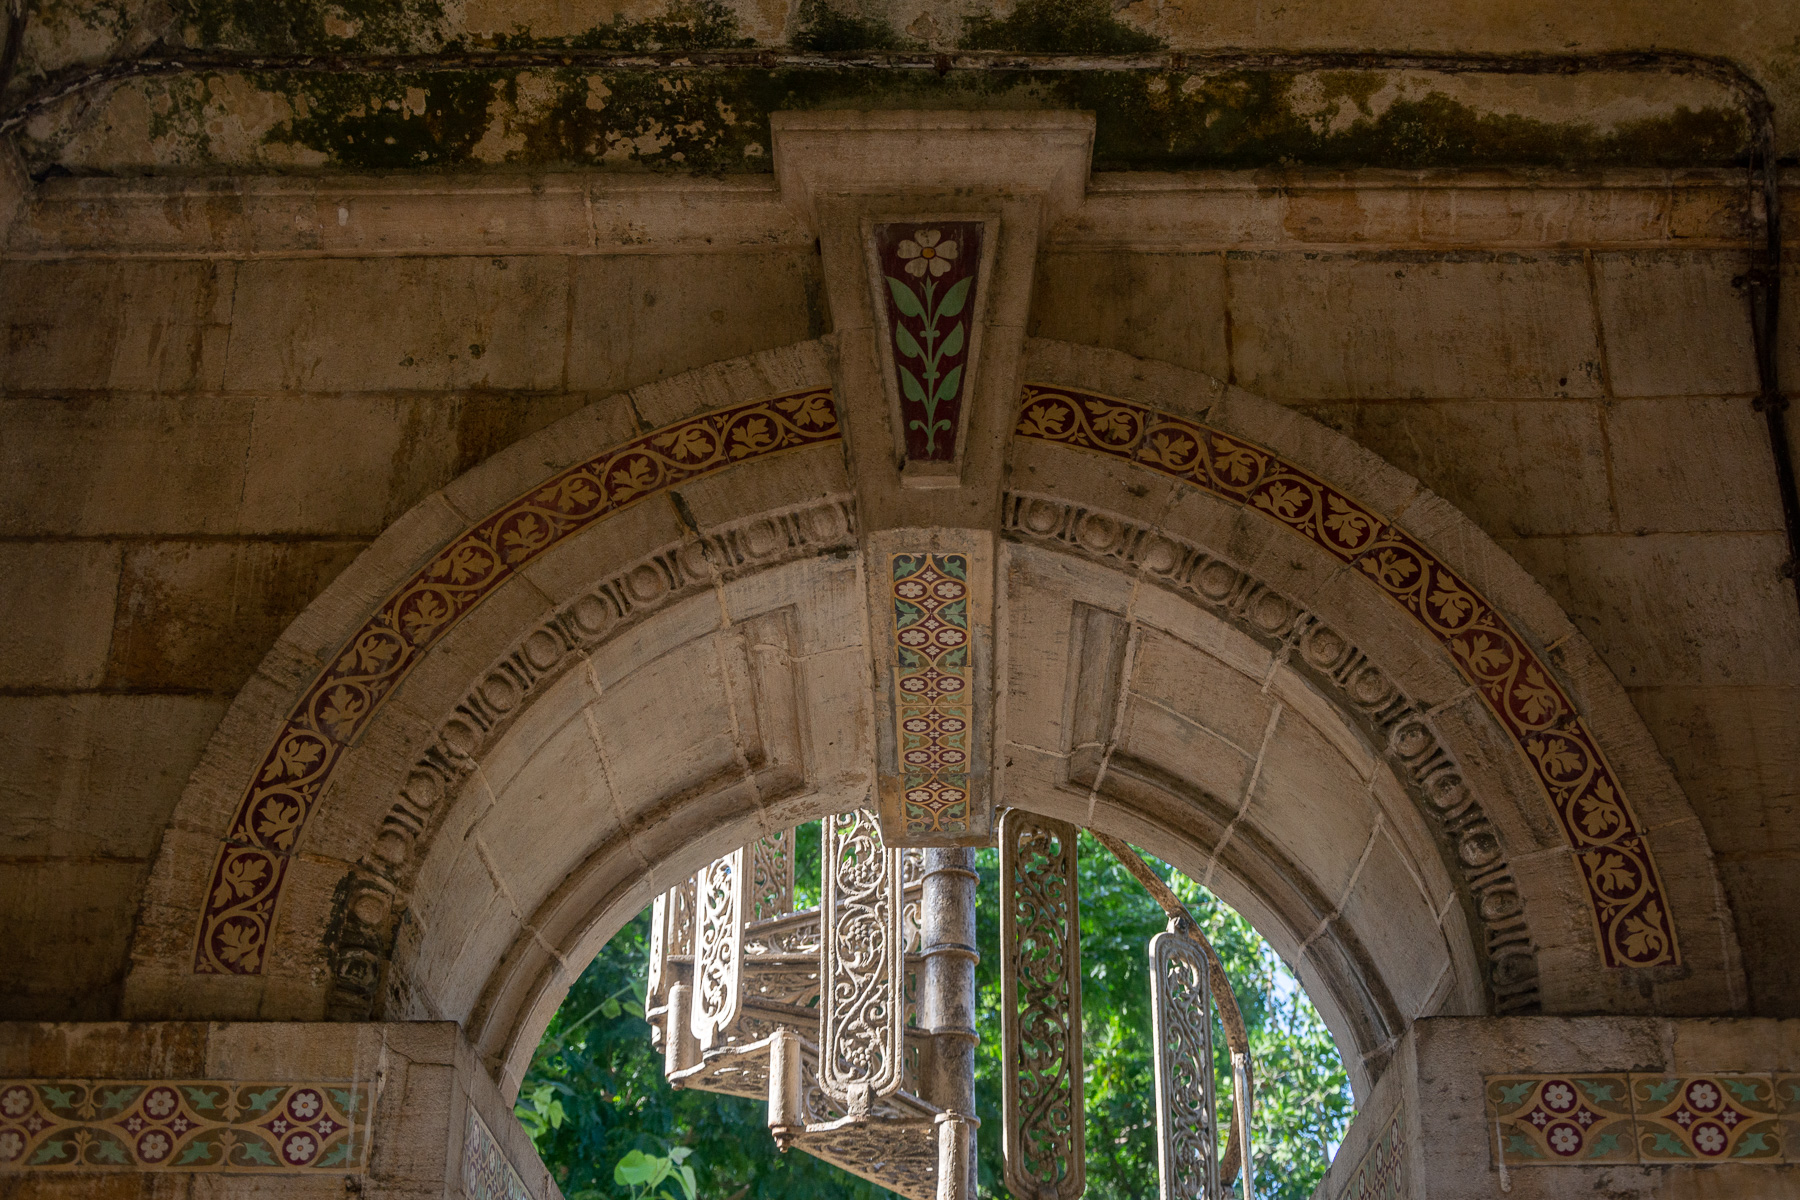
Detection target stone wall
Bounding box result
[3,168,1792,1026]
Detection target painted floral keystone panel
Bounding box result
[0,1080,371,1172]
[1488,1075,1635,1165]
[874,222,984,464]
[1632,1074,1783,1163]
[891,553,972,837]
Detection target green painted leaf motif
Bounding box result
[244,1087,284,1113]
[235,1140,277,1166]
[318,1140,352,1167]
[1642,1079,1679,1105]
[98,1086,141,1113]
[184,1086,224,1111]
[1503,1134,1543,1159]
[177,1138,216,1165]
[89,1138,129,1164]
[939,556,967,580]
[328,1088,361,1114]
[1650,1131,1692,1157]
[1577,1080,1618,1104]
[29,1140,71,1165]
[897,647,926,669]
[1731,1131,1772,1157]
[894,324,923,360]
[1496,1082,1533,1108]
[1585,1133,1620,1158]
[894,599,924,626]
[899,366,928,407]
[936,277,972,320]
[939,322,964,359]
[1722,1079,1763,1104]
[885,276,925,320]
[40,1086,77,1111]
[892,554,924,581]
[934,364,963,404]
[938,597,968,627]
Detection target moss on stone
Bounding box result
[959,0,1163,55]
[791,0,901,53]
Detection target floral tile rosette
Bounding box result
[1631,1074,1782,1162]
[0,1079,370,1172]
[1487,1075,1635,1164]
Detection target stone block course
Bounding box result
[0,542,120,689]
[1224,251,1604,400]
[1591,250,1759,398]
[1028,250,1231,382]
[105,540,369,694]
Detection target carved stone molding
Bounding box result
[196,388,842,979]
[1003,491,1540,1015]
[325,498,856,1018]
[1015,383,1675,972]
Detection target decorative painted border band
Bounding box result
[1338,1107,1405,1200]
[1488,1073,1792,1165]
[889,553,974,838]
[0,1080,370,1172]
[1013,385,1677,969]
[464,1107,531,1200]
[194,388,842,975]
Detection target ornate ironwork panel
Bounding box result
[1151,923,1220,1200]
[820,808,906,1105]
[646,875,696,1007]
[691,850,746,1050]
[750,828,796,921]
[1000,810,1085,1200]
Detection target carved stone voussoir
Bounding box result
[1002,490,1540,1015]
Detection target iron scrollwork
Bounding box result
[691,849,746,1050]
[820,808,906,1107]
[1151,922,1220,1200]
[999,810,1085,1200]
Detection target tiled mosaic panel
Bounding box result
[872,222,983,463]
[463,1108,530,1200]
[1487,1074,1788,1166]
[1016,383,1677,969]
[1488,1075,1635,1164]
[0,1080,370,1172]
[891,553,972,837]
[1633,1075,1782,1162]
[1337,1106,1405,1200]
[194,388,842,975]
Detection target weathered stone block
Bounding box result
[1029,250,1231,381]
[0,542,120,689]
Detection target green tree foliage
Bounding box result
[518,830,1350,1199]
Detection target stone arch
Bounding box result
[125,337,1743,1105]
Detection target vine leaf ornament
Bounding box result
[1151,923,1220,1200]
[999,810,1085,1200]
[820,808,907,1108]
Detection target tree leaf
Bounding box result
[885,276,925,320]
[894,324,923,359]
[936,277,972,319]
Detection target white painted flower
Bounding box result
[139,1132,170,1162]
[1686,1082,1719,1111]
[897,230,958,278]
[285,1133,317,1163]
[1694,1125,1725,1154]
[0,1131,23,1162]
[290,1091,321,1120]
[1542,1083,1574,1111]
[0,1088,29,1117]
[144,1089,176,1118]
[1549,1127,1580,1154]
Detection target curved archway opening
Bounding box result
[510,819,1353,1200]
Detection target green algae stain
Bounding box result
[791,0,901,53]
[262,71,499,169]
[960,0,1162,54]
